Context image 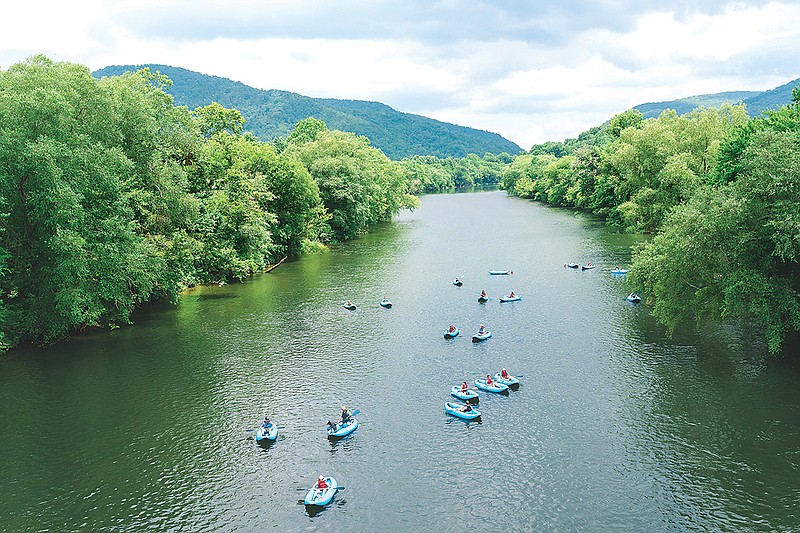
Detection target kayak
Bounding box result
[472,331,492,342]
[342,303,356,310]
[566,263,579,269]
[452,279,463,286]
[444,402,481,420]
[477,296,489,304]
[494,372,520,388]
[581,264,596,270]
[443,327,460,338]
[451,385,479,402]
[379,299,393,308]
[499,295,521,303]
[488,270,510,275]
[327,418,358,439]
[304,477,338,506]
[610,268,629,274]
[474,378,509,394]
[256,424,278,443]
[627,294,642,303]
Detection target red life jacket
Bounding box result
[501,370,509,378]
[317,480,328,489]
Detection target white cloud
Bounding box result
[2,0,800,148]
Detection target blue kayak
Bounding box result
[499,295,521,303]
[342,303,356,310]
[627,293,642,303]
[610,268,629,275]
[327,418,358,439]
[304,477,338,506]
[488,270,510,275]
[379,299,393,308]
[255,424,278,443]
[566,263,579,269]
[581,264,596,270]
[444,327,460,338]
[472,331,492,342]
[478,295,489,304]
[444,402,481,420]
[452,279,463,286]
[450,385,479,402]
[474,378,509,394]
[494,372,520,388]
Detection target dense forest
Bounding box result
[92,65,523,160]
[502,92,800,353]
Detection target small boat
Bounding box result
[452,279,463,286]
[581,264,596,270]
[342,302,356,310]
[566,263,579,269]
[477,295,489,304]
[627,293,642,303]
[488,270,510,275]
[379,299,393,308]
[450,385,479,402]
[327,418,358,439]
[255,424,278,443]
[494,372,520,388]
[499,295,521,303]
[610,268,629,275]
[472,331,492,342]
[443,326,460,338]
[474,378,509,394]
[304,477,338,506]
[444,402,481,420]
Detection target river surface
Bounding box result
[1,190,799,532]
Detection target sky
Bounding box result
[2,1,799,149]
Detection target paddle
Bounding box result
[244,425,285,434]
[297,486,346,491]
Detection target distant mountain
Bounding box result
[92,65,522,159]
[633,77,800,119]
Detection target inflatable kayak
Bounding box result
[499,295,521,303]
[627,293,642,303]
[472,331,492,342]
[494,373,520,388]
[566,263,579,269]
[451,385,479,402]
[379,299,393,308]
[478,295,489,304]
[610,268,629,274]
[304,477,338,506]
[444,402,481,420]
[255,425,278,443]
[327,418,358,439]
[342,303,356,310]
[474,378,509,394]
[452,279,463,286]
[581,264,596,270]
[488,270,510,275]
[443,327,460,338]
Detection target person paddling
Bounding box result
[315,476,328,490]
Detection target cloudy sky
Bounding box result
[2,1,799,149]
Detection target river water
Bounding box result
[1,190,798,532]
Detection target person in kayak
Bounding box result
[509,291,515,298]
[448,324,456,333]
[478,324,487,335]
[315,476,328,490]
[340,406,352,425]
[459,402,473,413]
[327,420,337,432]
[486,374,496,386]
[479,290,487,298]
[460,381,469,393]
[261,417,272,430]
[500,368,510,379]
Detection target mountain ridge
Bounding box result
[92,64,523,159]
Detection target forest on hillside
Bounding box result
[502,95,800,353]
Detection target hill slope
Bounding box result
[633,78,800,119]
[93,65,522,159]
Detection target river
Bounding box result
[1,190,798,532]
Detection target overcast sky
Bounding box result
[2,1,799,149]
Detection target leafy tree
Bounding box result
[193,102,245,138]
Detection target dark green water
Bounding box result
[1,191,798,532]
